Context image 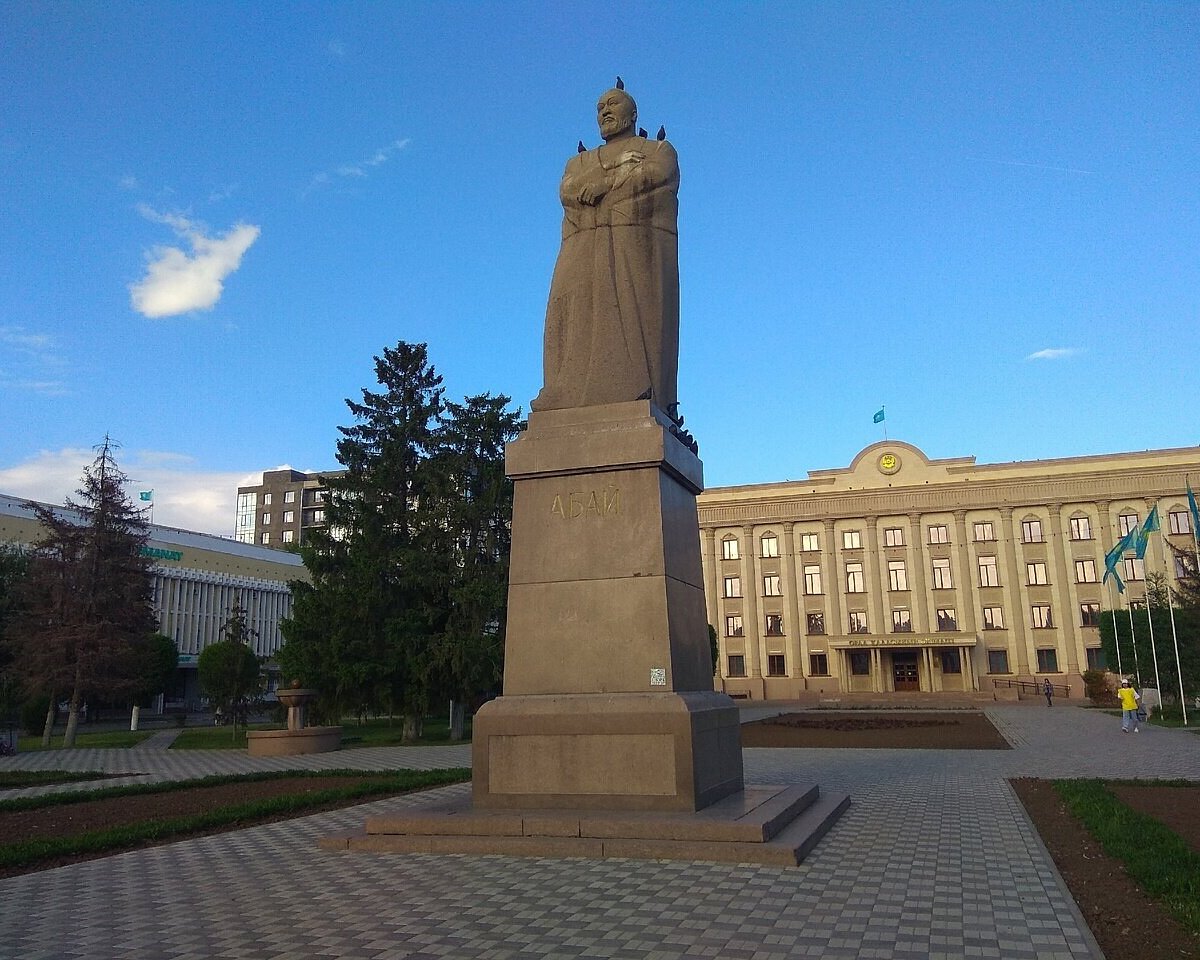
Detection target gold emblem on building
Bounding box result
[878,452,901,475]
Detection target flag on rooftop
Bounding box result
[1134,504,1159,560]
[139,490,153,502]
[872,407,885,424]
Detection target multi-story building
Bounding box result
[2,493,307,708]
[697,440,1200,699]
[235,468,343,548]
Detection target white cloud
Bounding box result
[304,138,411,195]
[129,206,261,318]
[0,448,256,537]
[1025,347,1081,361]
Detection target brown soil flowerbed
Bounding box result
[1013,779,1200,960]
[740,710,1010,749]
[0,776,390,879]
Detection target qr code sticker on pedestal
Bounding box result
[649,667,667,686]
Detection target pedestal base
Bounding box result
[320,783,850,867]
[472,691,743,812]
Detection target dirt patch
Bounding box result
[0,776,391,879]
[1012,779,1200,960]
[741,711,1010,749]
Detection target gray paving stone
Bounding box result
[1,703,1196,958]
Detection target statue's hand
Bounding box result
[577,181,609,206]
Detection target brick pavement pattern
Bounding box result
[1,704,1197,959]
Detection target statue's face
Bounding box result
[597,90,636,141]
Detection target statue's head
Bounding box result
[597,87,637,142]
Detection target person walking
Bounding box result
[1118,679,1142,733]
[1043,678,1054,707]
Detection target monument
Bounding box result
[324,83,847,863]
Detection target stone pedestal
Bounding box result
[472,401,744,811]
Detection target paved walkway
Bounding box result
[0,704,1196,960]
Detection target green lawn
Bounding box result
[1054,779,1200,935]
[16,730,155,752]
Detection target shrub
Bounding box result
[20,696,50,736]
[1083,670,1117,707]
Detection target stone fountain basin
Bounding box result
[246,725,342,757]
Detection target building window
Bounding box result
[848,611,868,634]
[1031,604,1053,629]
[260,532,270,545]
[804,565,823,594]
[282,530,294,544]
[849,651,870,675]
[1122,557,1145,582]
[892,609,912,632]
[1036,648,1059,672]
[766,654,786,677]
[843,530,862,550]
[262,513,271,525]
[973,521,995,542]
[928,524,949,545]
[935,608,957,631]
[884,527,904,547]
[845,562,865,593]
[1177,554,1197,578]
[761,535,779,558]
[1021,519,1044,543]
[1026,561,1048,586]
[306,509,326,524]
[721,537,739,560]
[800,532,820,552]
[931,558,953,589]
[724,615,744,638]
[763,575,782,597]
[1169,510,1192,535]
[723,576,741,598]
[284,490,296,503]
[1118,513,1139,536]
[765,614,784,636]
[1085,647,1106,670]
[806,612,826,635]
[982,606,1005,630]
[987,649,1010,674]
[888,559,908,591]
[940,649,961,674]
[1080,602,1101,627]
[809,653,829,676]
[1075,558,1097,583]
[283,510,294,524]
[1129,599,1146,611]
[726,655,746,678]
[1070,516,1093,540]
[978,555,999,588]
[259,492,272,506]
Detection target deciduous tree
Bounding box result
[197,597,262,739]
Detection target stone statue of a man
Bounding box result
[531,86,680,414]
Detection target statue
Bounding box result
[531,83,680,414]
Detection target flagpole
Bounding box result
[1107,580,1123,678]
[1156,500,1188,726]
[1126,603,1141,689]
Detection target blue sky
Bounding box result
[2,2,1197,535]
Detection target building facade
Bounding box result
[2,493,307,708]
[697,441,1200,699]
[235,468,343,547]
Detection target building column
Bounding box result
[906,512,930,633]
[701,527,718,649]
[1045,502,1080,676]
[781,522,804,683]
[952,510,980,685]
[740,525,762,683]
[863,515,882,636]
[961,644,976,690]
[822,518,844,638]
[999,506,1031,675]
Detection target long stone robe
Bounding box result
[531,136,680,413]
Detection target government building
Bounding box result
[1,493,306,709]
[697,441,1200,700]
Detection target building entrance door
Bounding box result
[892,653,920,691]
